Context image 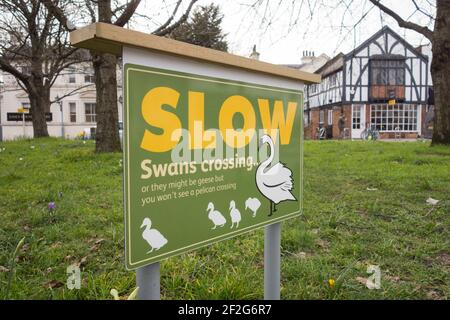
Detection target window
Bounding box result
[68,68,76,83]
[310,84,318,94]
[304,113,310,126]
[319,110,324,124]
[85,74,95,83]
[328,110,333,126]
[371,104,418,132]
[21,66,31,75]
[329,74,337,87]
[85,103,96,122]
[69,103,76,123]
[370,59,405,86]
[22,102,31,110]
[352,105,361,129]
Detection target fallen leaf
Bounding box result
[87,236,100,243]
[21,243,30,252]
[89,238,105,252]
[356,276,367,286]
[94,238,105,245]
[435,252,450,267]
[0,266,10,273]
[385,275,400,283]
[316,239,330,249]
[76,256,88,268]
[295,252,307,259]
[50,242,61,249]
[366,187,378,191]
[90,244,100,252]
[15,255,26,262]
[426,197,439,205]
[426,290,441,300]
[43,280,64,289]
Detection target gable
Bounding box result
[345,26,428,61]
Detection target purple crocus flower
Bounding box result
[48,202,56,211]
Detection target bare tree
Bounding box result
[42,0,199,152]
[368,0,448,144]
[0,0,82,138]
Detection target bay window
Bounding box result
[370,59,406,86]
[370,104,418,132]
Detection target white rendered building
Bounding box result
[0,63,123,141]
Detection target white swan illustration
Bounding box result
[207,202,226,229]
[229,200,241,229]
[256,134,296,216]
[245,197,261,217]
[140,217,168,253]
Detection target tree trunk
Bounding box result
[92,51,121,152]
[431,1,450,145]
[28,83,50,138]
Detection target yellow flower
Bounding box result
[328,278,335,289]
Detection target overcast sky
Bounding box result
[137,0,435,64]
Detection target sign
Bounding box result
[388,89,396,100]
[123,64,303,269]
[7,112,53,122]
[388,99,396,106]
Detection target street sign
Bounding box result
[123,64,304,270]
[7,112,53,122]
[70,23,320,298]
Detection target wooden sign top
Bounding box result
[70,23,321,84]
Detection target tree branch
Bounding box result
[40,0,74,31]
[114,0,141,27]
[50,83,94,103]
[153,0,183,34]
[0,57,28,83]
[411,0,435,21]
[85,0,97,23]
[369,0,434,41]
[153,0,198,36]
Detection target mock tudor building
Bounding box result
[303,26,433,140]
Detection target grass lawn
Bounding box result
[0,138,448,300]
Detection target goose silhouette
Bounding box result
[256,134,296,216]
[207,202,226,229]
[245,197,261,217]
[229,200,241,229]
[140,217,168,253]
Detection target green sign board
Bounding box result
[123,63,303,270]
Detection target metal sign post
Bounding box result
[136,262,160,300]
[264,223,281,300]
